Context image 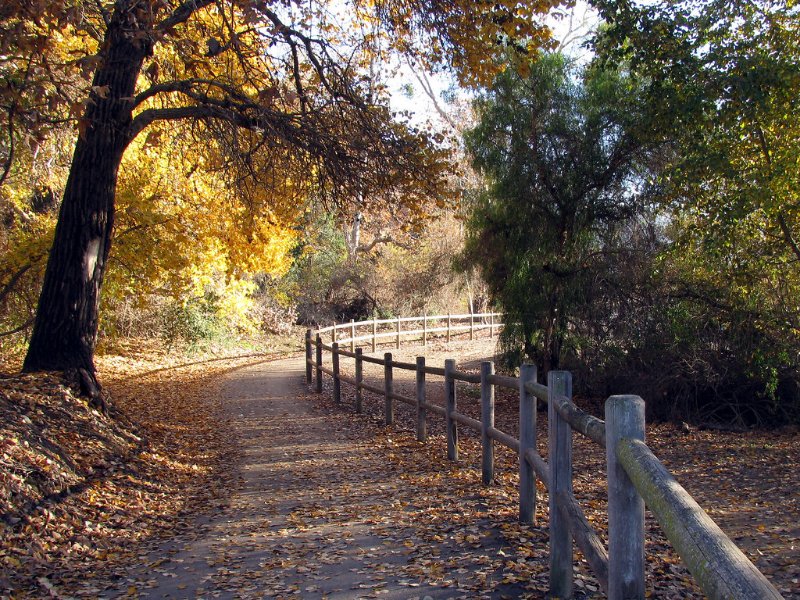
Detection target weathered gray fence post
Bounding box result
[305,329,312,384]
[481,361,495,485]
[332,342,341,404]
[384,352,394,425]
[355,348,364,413]
[549,371,573,600]
[416,356,427,442]
[423,315,428,346]
[606,395,646,600]
[396,316,401,349]
[447,313,451,343]
[315,333,323,394]
[372,318,377,353]
[519,363,538,524]
[350,319,356,352]
[489,313,495,339]
[445,358,458,461]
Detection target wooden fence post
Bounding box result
[490,313,495,338]
[331,323,336,344]
[481,361,495,485]
[332,342,341,404]
[396,316,401,349]
[447,313,451,343]
[549,371,573,600]
[470,313,475,340]
[305,329,312,384]
[372,318,377,353]
[350,319,355,352]
[416,356,427,442]
[519,363,538,524]
[445,358,458,461]
[423,315,428,346]
[315,333,323,394]
[606,395,646,600]
[384,352,394,425]
[355,348,363,414]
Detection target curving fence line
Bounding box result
[304,314,783,600]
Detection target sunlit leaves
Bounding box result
[370,0,569,87]
[105,121,300,333]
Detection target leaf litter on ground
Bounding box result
[0,337,297,598]
[1,335,798,599]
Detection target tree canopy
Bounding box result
[588,0,800,423]
[0,0,566,387]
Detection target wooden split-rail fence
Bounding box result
[303,313,783,600]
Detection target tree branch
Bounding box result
[129,105,259,140]
[0,318,34,339]
[133,78,254,109]
[358,234,411,253]
[776,211,800,264]
[0,263,32,305]
[157,0,216,32]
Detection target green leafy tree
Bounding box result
[461,52,659,372]
[592,0,800,423]
[594,0,800,261]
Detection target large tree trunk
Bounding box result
[22,1,153,381]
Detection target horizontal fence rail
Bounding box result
[303,315,784,600]
[312,312,504,353]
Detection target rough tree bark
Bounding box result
[22,0,153,394]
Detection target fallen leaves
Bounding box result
[339,342,800,598]
[0,337,295,598]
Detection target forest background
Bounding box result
[2,0,800,427]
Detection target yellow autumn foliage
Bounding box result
[104,121,301,334]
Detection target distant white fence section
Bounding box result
[313,312,504,353]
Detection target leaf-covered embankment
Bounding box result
[0,340,291,597]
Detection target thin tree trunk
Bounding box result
[22,1,153,385]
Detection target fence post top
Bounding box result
[520,362,537,377]
[605,395,645,410]
[548,370,572,384]
[519,363,539,373]
[416,356,425,365]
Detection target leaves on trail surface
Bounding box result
[0,339,289,598]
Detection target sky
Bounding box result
[387,2,600,132]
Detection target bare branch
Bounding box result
[0,318,34,339]
[0,264,32,306]
[405,56,457,129]
[157,0,216,32]
[358,235,411,253]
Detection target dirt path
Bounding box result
[104,350,546,600]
